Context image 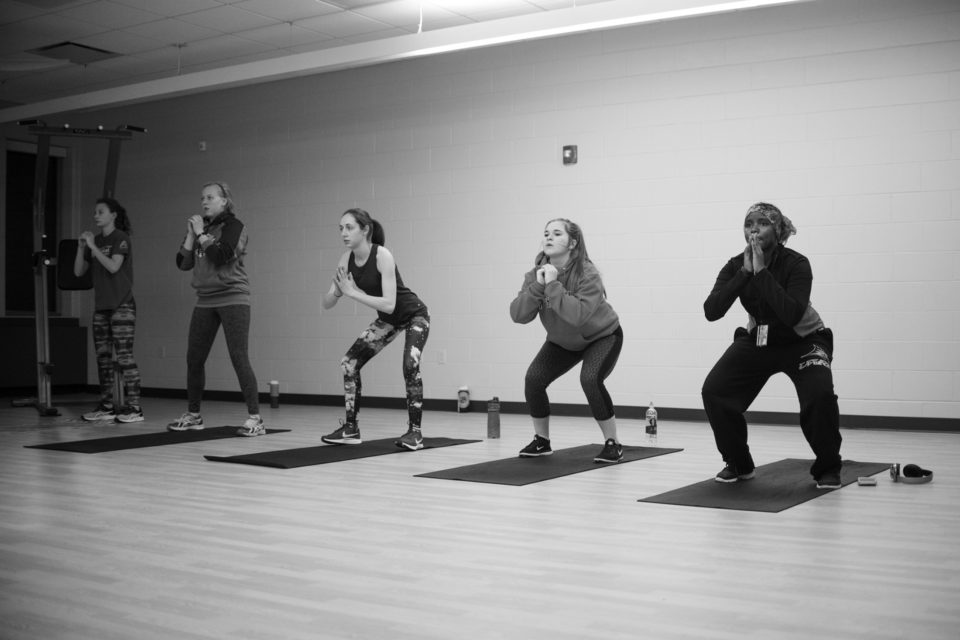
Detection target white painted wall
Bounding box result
[14,0,958,420]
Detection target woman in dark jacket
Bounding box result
[702,202,842,489]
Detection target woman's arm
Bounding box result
[509,267,546,324]
[73,237,89,278]
[703,255,750,321]
[337,247,398,314]
[176,219,197,271]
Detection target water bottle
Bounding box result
[645,401,658,444]
[269,380,280,408]
[487,396,501,439]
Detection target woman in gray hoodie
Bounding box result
[510,218,624,463]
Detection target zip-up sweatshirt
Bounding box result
[175,211,250,307]
[510,260,620,351]
[703,244,824,345]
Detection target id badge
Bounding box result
[756,324,768,347]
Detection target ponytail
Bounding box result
[96,197,131,234]
[343,207,385,245]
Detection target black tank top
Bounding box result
[347,244,427,325]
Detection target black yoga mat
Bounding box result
[26,426,291,453]
[415,444,683,486]
[204,437,481,468]
[638,458,892,513]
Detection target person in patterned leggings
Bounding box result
[320,208,430,451]
[74,197,143,423]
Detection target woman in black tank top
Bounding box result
[320,208,430,451]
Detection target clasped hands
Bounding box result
[332,266,358,297]
[78,231,96,248]
[742,236,767,274]
[536,263,558,285]
[187,215,205,237]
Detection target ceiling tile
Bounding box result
[233,0,340,23]
[173,33,275,67]
[74,27,167,54]
[13,13,107,45]
[123,17,220,44]
[58,0,164,29]
[235,23,335,48]
[175,4,280,32]
[298,11,393,38]
[109,0,222,17]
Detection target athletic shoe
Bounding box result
[82,404,115,422]
[816,470,842,490]
[115,406,144,423]
[519,435,552,457]
[321,421,361,445]
[715,464,755,483]
[237,415,265,437]
[594,438,623,463]
[395,425,424,451]
[167,412,204,432]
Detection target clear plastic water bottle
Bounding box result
[487,396,500,439]
[645,401,658,445]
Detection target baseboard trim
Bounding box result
[108,387,960,433]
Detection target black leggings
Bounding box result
[524,326,623,421]
[186,304,260,415]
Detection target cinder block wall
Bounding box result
[13,0,958,420]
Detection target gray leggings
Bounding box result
[186,304,260,414]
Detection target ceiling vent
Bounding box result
[28,41,119,65]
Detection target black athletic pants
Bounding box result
[701,327,841,479]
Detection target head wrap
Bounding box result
[746,202,796,244]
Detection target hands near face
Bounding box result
[742,236,766,274]
[188,215,205,237]
[78,231,96,248]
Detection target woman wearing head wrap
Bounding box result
[701,202,842,489]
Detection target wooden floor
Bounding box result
[1,396,958,640]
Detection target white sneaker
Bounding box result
[237,415,265,437]
[82,404,116,422]
[167,412,204,431]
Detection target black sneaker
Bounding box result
[519,435,552,457]
[594,438,623,463]
[715,465,755,483]
[395,425,424,451]
[816,470,842,489]
[321,420,361,445]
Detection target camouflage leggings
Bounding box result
[341,312,430,428]
[92,300,141,408]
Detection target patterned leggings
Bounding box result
[92,300,141,408]
[186,304,260,415]
[524,326,624,421]
[341,313,430,428]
